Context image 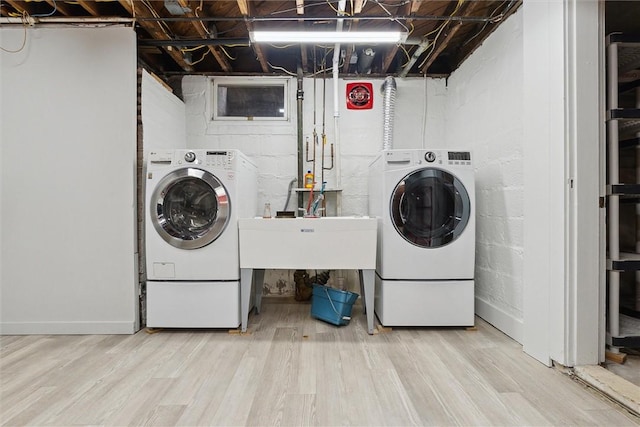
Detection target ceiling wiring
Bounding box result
[267,61,298,76]
[220,43,250,48]
[180,45,207,52]
[406,21,414,38]
[185,48,211,66]
[195,0,210,35]
[417,0,463,70]
[130,0,135,19]
[371,0,411,6]
[0,11,29,53]
[0,0,520,77]
[31,0,57,17]
[269,1,332,16]
[399,44,411,66]
[462,0,509,47]
[371,0,409,33]
[141,0,173,39]
[218,46,236,60]
[326,0,352,16]
[269,43,299,49]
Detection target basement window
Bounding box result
[212,78,288,121]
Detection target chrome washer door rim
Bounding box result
[151,168,230,249]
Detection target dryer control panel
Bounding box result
[383,149,472,168]
[446,151,472,166]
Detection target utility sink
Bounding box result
[238,216,377,269]
[238,216,378,334]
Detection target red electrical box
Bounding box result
[346,82,373,110]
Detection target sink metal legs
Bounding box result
[240,268,375,335]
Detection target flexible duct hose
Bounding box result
[382,76,397,150]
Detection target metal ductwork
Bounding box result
[382,76,397,150]
[357,48,375,74]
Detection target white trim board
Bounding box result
[0,322,137,335]
[475,296,524,343]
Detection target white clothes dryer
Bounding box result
[368,149,475,326]
[145,149,257,328]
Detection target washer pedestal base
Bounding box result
[147,281,240,328]
[375,275,475,327]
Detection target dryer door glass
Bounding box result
[391,168,470,248]
[151,168,230,249]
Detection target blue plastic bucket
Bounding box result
[310,284,359,326]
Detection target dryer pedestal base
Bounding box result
[147,281,240,328]
[375,276,475,327]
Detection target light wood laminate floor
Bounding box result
[1,302,639,426]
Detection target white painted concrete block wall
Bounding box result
[184,75,445,216]
[183,75,446,292]
[445,9,524,341]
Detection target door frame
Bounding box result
[522,0,601,366]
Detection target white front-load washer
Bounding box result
[145,149,257,328]
[368,149,475,326]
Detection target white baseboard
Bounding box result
[475,296,524,343]
[0,321,137,335]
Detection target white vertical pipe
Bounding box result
[608,41,620,340]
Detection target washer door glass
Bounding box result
[391,168,470,248]
[151,168,230,249]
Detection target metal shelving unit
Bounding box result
[606,33,640,350]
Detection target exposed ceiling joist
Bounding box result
[341,15,359,74]
[0,0,521,78]
[420,0,476,73]
[411,0,423,14]
[76,0,100,17]
[176,0,232,73]
[381,0,413,73]
[5,0,31,15]
[420,21,463,73]
[236,0,249,16]
[295,0,307,71]
[236,0,270,73]
[117,0,193,72]
[44,0,73,16]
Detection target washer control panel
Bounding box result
[148,149,236,168]
[205,150,234,168]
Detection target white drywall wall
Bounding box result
[445,9,525,343]
[141,69,187,158]
[0,25,138,334]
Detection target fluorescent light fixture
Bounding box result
[250,30,406,44]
